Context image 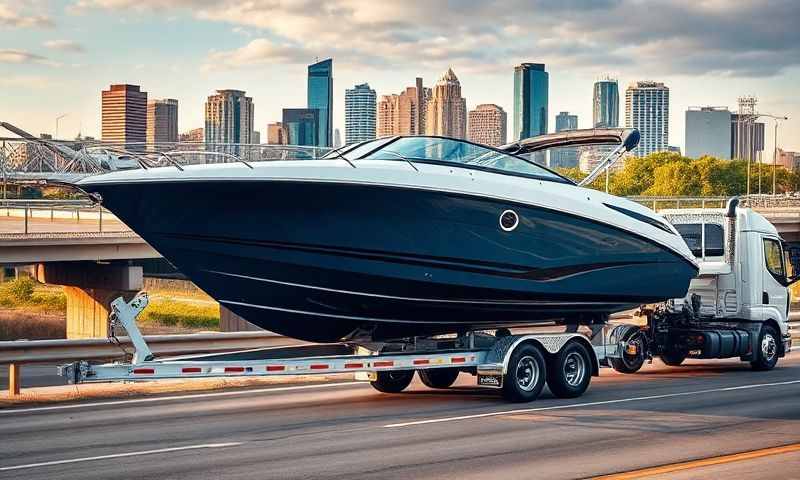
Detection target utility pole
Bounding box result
[55,113,68,139]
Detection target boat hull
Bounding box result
[82,179,697,342]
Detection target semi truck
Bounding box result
[61,198,796,402]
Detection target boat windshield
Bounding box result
[357,136,569,183]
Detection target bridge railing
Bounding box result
[0,200,126,235]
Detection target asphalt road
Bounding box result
[1,353,799,480]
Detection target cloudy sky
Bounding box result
[2,0,799,152]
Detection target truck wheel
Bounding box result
[418,368,460,389]
[660,350,687,366]
[370,370,415,393]
[610,330,646,374]
[750,325,780,371]
[547,341,592,398]
[502,344,546,403]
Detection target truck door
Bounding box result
[762,236,788,322]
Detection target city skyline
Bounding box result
[2,1,798,155]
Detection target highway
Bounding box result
[1,354,799,479]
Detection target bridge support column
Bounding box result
[36,262,143,339]
[220,306,263,332]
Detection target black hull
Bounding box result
[83,179,697,342]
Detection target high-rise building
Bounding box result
[282,109,319,146]
[333,129,342,148]
[252,130,260,144]
[593,78,619,128]
[146,98,178,147]
[685,107,731,159]
[377,80,429,136]
[467,104,507,147]
[625,81,669,157]
[344,83,376,145]
[204,89,254,147]
[425,68,467,139]
[179,128,203,142]
[101,84,147,150]
[307,58,333,147]
[777,148,800,171]
[550,112,579,168]
[267,122,288,145]
[731,97,765,162]
[513,63,548,141]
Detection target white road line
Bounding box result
[0,381,368,415]
[384,379,800,428]
[0,442,243,472]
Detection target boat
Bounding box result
[73,129,698,342]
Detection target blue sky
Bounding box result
[2,0,799,153]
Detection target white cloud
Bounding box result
[202,38,316,71]
[0,3,54,28]
[0,49,61,67]
[43,40,87,53]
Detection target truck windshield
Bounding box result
[674,223,724,258]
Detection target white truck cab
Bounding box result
[611,198,794,373]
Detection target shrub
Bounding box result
[0,277,37,305]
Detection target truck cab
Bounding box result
[611,198,794,373]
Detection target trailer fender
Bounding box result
[484,334,600,377]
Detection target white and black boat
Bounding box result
[75,129,698,342]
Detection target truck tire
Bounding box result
[418,368,460,389]
[502,343,546,403]
[750,325,780,371]
[546,341,592,398]
[660,350,687,366]
[610,330,646,374]
[370,370,415,393]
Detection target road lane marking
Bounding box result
[384,378,800,428]
[591,442,800,479]
[0,442,243,472]
[0,381,368,415]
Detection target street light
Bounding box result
[55,113,69,140]
[755,113,789,197]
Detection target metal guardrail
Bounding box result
[1,331,302,396]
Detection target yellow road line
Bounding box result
[591,442,800,479]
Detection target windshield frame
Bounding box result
[351,135,574,185]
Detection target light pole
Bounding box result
[55,113,68,139]
[751,114,789,196]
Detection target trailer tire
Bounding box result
[546,341,592,398]
[610,329,646,374]
[750,325,780,371]
[418,368,460,389]
[370,370,415,393]
[502,344,546,403]
[660,350,686,366]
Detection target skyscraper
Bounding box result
[551,112,579,168]
[685,107,731,159]
[267,122,288,145]
[625,81,669,157]
[344,83,376,145]
[467,104,507,147]
[179,128,203,142]
[593,78,619,128]
[425,68,467,139]
[513,63,548,141]
[282,109,319,146]
[377,80,429,136]
[731,96,765,162]
[251,130,260,144]
[204,89,254,146]
[146,98,178,147]
[101,84,147,150]
[307,58,333,147]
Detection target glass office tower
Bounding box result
[593,78,619,128]
[512,63,548,141]
[307,58,333,147]
[282,108,319,147]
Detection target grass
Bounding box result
[0,277,221,340]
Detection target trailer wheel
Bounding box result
[370,370,415,393]
[502,344,546,403]
[660,350,686,366]
[547,341,592,398]
[418,368,460,389]
[610,329,646,374]
[750,325,779,371]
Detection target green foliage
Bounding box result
[557,152,799,196]
[0,277,36,306]
[139,301,219,329]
